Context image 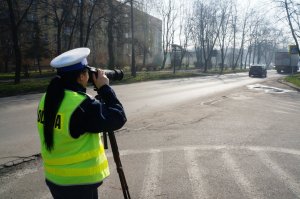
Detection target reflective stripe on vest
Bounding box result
[43,147,105,165]
[37,90,110,185]
[45,160,109,177]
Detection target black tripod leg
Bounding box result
[103,132,108,149]
[108,131,131,199]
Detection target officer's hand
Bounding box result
[92,69,109,89]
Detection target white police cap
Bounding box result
[50,48,90,72]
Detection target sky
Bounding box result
[150,0,281,22]
[146,0,292,46]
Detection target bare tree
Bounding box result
[24,21,50,75]
[67,4,79,50]
[0,2,13,73]
[78,0,105,47]
[235,6,253,69]
[246,14,263,65]
[106,0,123,69]
[6,0,34,84]
[105,0,131,69]
[106,0,115,68]
[192,0,224,72]
[79,0,85,47]
[237,10,250,69]
[231,4,237,70]
[217,0,233,73]
[43,0,76,55]
[155,0,177,69]
[273,0,300,53]
[134,0,155,70]
[130,0,136,76]
[284,0,300,53]
[177,1,193,69]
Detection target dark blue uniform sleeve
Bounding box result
[70,85,127,138]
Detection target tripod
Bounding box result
[103,131,131,199]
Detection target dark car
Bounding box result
[249,65,267,78]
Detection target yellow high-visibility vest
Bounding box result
[37,90,109,185]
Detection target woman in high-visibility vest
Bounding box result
[37,48,127,199]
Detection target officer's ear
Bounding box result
[77,73,82,82]
[77,72,85,84]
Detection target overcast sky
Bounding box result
[150,0,280,21]
[148,0,290,43]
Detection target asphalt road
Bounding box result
[1,70,300,199]
[0,71,278,165]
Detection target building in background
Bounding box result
[0,0,162,72]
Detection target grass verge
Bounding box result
[284,72,300,88]
[0,69,247,97]
[0,78,50,97]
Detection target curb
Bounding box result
[278,78,300,92]
[0,154,41,171]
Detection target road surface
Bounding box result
[1,70,300,199]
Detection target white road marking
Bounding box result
[258,152,300,198]
[270,99,300,107]
[184,147,209,199]
[3,145,300,198]
[277,106,300,112]
[107,145,300,157]
[247,84,296,93]
[222,151,262,199]
[273,110,290,114]
[139,149,163,199]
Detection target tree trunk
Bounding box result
[257,44,261,64]
[220,48,225,74]
[38,58,41,75]
[84,2,97,47]
[252,43,256,64]
[248,43,252,67]
[7,0,21,84]
[232,25,236,70]
[80,0,84,47]
[68,7,79,50]
[57,24,62,55]
[284,0,300,55]
[130,0,136,77]
[244,50,249,69]
[162,51,168,69]
[5,60,8,73]
[240,48,244,69]
[107,21,114,69]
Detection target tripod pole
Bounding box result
[107,131,131,199]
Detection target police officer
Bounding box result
[37,48,127,199]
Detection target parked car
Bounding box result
[249,65,267,78]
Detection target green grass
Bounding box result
[0,78,50,97]
[0,69,248,97]
[5,68,300,98]
[120,71,207,84]
[285,72,300,88]
[0,70,56,80]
